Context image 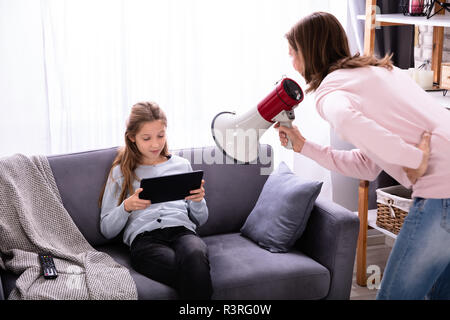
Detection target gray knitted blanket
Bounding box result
[0,154,137,300]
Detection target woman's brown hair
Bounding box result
[286,11,393,93]
[98,101,170,207]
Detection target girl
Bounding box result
[276,12,450,300]
[99,101,213,300]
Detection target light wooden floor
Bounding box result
[350,229,393,300]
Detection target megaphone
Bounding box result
[211,77,304,164]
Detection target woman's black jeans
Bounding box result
[130,226,213,300]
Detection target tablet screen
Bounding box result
[138,170,204,204]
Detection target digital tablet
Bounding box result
[138,170,204,204]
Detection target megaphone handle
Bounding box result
[280,121,293,150]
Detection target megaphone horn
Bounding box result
[211,78,304,164]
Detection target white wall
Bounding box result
[415,25,450,67]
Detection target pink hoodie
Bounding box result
[300,66,450,199]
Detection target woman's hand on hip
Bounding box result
[274,122,306,153]
[124,188,151,213]
[186,179,205,202]
[403,132,431,185]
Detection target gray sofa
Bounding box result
[0,145,359,300]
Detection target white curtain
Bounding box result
[0,0,51,156]
[347,0,366,55]
[1,0,350,200]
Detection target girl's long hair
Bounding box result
[98,101,170,207]
[285,11,393,93]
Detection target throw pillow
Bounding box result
[240,161,323,253]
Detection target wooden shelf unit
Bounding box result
[356,0,447,287]
[357,13,450,27]
[354,209,398,239]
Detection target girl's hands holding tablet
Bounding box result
[124,188,151,213]
[185,180,205,202]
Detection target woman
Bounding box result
[99,101,212,300]
[276,12,450,300]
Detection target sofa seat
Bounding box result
[99,232,330,300]
[1,232,330,300]
[203,233,330,300]
[0,245,179,300]
[95,243,178,300]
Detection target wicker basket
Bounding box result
[376,185,413,235]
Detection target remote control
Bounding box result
[38,254,58,279]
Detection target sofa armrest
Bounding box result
[296,197,359,300]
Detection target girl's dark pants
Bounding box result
[130,226,213,300]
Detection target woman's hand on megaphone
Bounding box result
[274,122,306,153]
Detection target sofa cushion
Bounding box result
[3,232,330,300]
[241,162,322,253]
[1,244,177,300]
[204,233,330,299]
[100,233,330,300]
[95,244,178,300]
